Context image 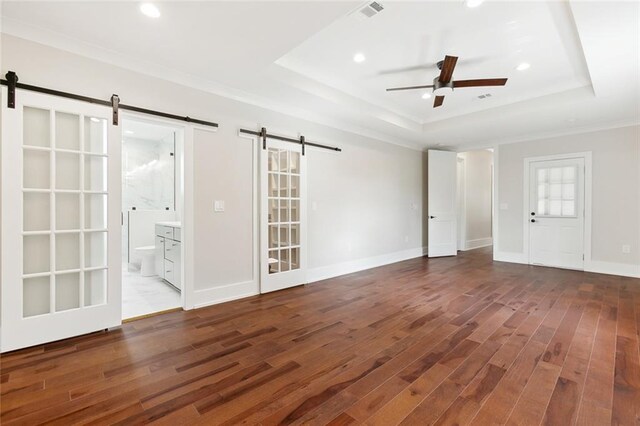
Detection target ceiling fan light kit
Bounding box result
[386,54,508,108]
[433,78,454,96]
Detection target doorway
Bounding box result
[121,117,183,319]
[525,154,587,270]
[456,150,494,252]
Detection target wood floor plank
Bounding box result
[1,248,638,425]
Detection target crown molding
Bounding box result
[0,18,424,151]
[454,118,639,152]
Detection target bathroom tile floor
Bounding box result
[122,265,181,319]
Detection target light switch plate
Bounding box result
[214,200,225,212]
[622,245,631,254]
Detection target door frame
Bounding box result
[456,156,466,251]
[522,151,592,268]
[120,112,195,311]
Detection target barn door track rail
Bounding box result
[240,127,341,154]
[0,71,219,129]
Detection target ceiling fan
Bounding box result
[385,55,508,108]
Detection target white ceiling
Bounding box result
[1,1,638,150]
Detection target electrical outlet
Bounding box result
[214,200,225,212]
[622,245,631,254]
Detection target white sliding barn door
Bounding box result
[260,139,307,293]
[428,150,458,257]
[1,89,121,352]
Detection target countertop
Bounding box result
[156,221,182,228]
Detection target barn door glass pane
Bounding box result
[22,107,109,318]
[267,147,301,274]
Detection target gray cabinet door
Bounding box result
[155,236,165,277]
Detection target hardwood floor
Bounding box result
[1,248,639,425]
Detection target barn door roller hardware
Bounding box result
[0,71,219,129]
[239,127,341,154]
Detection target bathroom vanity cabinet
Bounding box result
[155,223,182,291]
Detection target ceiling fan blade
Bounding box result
[433,96,445,108]
[453,78,508,88]
[386,84,434,92]
[378,55,493,76]
[439,55,458,83]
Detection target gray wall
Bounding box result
[496,125,640,266]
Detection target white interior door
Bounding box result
[428,150,458,257]
[529,157,585,269]
[260,139,307,293]
[1,89,121,352]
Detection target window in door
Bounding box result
[535,165,577,217]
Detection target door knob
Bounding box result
[429,216,436,219]
[531,219,536,223]
[530,212,535,216]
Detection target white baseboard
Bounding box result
[307,246,428,284]
[462,238,493,251]
[494,251,640,279]
[190,247,429,309]
[585,260,640,278]
[192,279,259,309]
[493,251,527,264]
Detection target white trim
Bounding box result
[463,238,493,251]
[237,129,260,301]
[119,112,201,311]
[492,146,500,260]
[585,261,640,279]
[493,251,527,264]
[307,246,428,284]
[456,157,466,251]
[192,280,258,309]
[454,121,640,153]
[522,152,592,269]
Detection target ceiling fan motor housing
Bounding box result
[433,77,454,95]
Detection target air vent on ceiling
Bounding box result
[477,93,493,99]
[355,2,384,19]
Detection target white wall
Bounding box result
[495,125,640,276]
[1,34,427,307]
[458,150,493,250]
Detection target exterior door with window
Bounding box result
[1,89,121,352]
[260,139,306,293]
[529,157,584,269]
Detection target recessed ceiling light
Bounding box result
[140,3,160,18]
[422,92,432,99]
[516,62,530,71]
[353,53,366,63]
[465,0,485,8]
